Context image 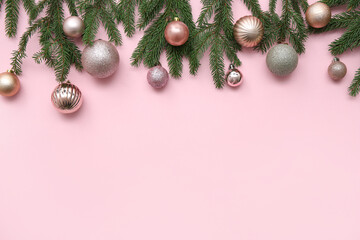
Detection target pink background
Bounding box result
[1,1,360,239]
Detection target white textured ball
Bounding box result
[63,16,85,38]
[266,44,299,76]
[82,40,120,79]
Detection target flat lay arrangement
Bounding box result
[1,1,360,240]
[0,0,359,114]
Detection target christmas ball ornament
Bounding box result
[63,16,85,38]
[51,82,83,114]
[306,2,331,28]
[266,44,299,76]
[328,57,347,81]
[147,65,169,89]
[0,71,20,97]
[82,39,120,79]
[225,64,243,87]
[233,16,264,47]
[164,17,189,46]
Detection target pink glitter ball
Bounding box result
[147,66,169,89]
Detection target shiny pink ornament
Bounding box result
[225,64,243,87]
[164,18,189,46]
[51,82,83,114]
[147,65,169,89]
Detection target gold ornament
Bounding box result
[63,16,85,38]
[51,82,83,114]
[306,2,331,28]
[328,57,347,81]
[0,70,21,97]
[233,16,264,47]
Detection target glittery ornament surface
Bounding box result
[51,82,83,114]
[266,44,299,76]
[147,66,169,89]
[63,16,85,38]
[233,16,264,47]
[82,40,120,79]
[328,59,347,81]
[0,71,20,97]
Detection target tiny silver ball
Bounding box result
[266,44,299,76]
[82,40,120,79]
[225,68,243,87]
[63,16,85,38]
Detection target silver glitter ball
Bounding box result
[147,65,169,89]
[63,16,85,38]
[82,40,120,79]
[266,44,299,76]
[328,57,347,81]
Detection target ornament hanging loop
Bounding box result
[229,64,236,70]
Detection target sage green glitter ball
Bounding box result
[266,44,298,76]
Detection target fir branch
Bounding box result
[11,0,82,82]
[137,0,165,30]
[349,68,360,97]
[322,0,349,7]
[11,18,44,75]
[253,12,280,53]
[79,0,122,46]
[329,19,360,55]
[253,0,309,54]
[2,0,36,37]
[242,0,263,18]
[193,0,241,88]
[118,0,140,37]
[269,0,278,13]
[313,1,360,97]
[65,0,78,16]
[347,0,360,9]
[210,37,225,89]
[131,0,199,79]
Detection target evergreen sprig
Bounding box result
[131,0,200,79]
[118,0,140,37]
[194,0,241,89]
[0,0,35,37]
[310,0,360,96]
[78,0,122,46]
[252,0,309,54]
[322,0,360,9]
[11,0,82,82]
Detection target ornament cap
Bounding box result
[174,17,180,22]
[229,64,236,70]
[333,57,340,62]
